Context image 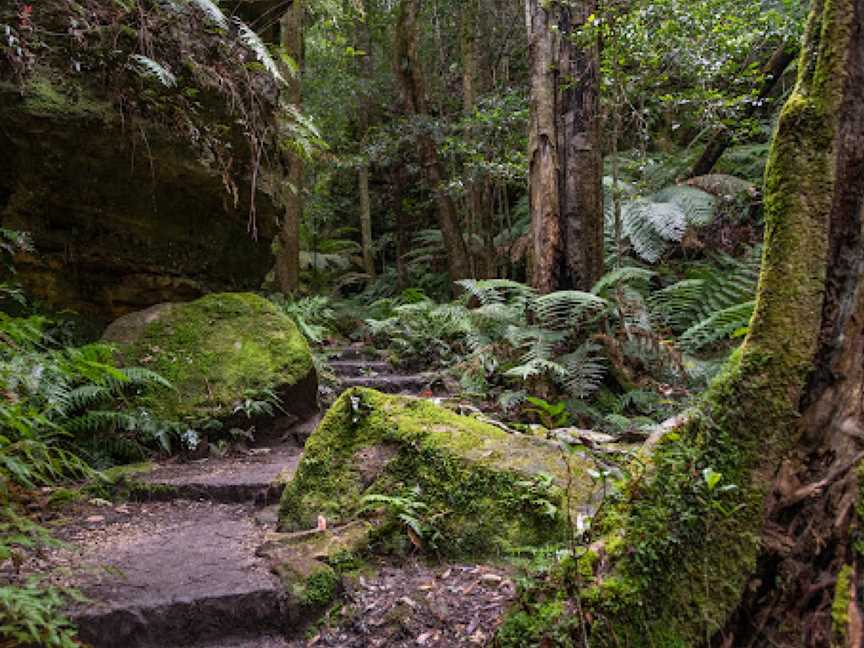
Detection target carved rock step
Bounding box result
[332,345,386,362]
[125,445,302,506]
[339,373,440,394]
[328,359,392,376]
[39,501,313,648]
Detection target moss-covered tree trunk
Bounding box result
[394,0,471,286]
[527,0,603,294]
[276,0,304,295]
[501,0,864,645]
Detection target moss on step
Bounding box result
[109,293,315,422]
[258,521,372,610]
[279,388,595,558]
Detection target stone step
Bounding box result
[128,446,301,506]
[332,346,385,361]
[51,502,306,648]
[339,373,439,394]
[328,359,392,376]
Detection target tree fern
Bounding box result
[606,182,720,263]
[557,341,606,399]
[457,278,536,307]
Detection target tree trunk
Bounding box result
[462,0,497,278]
[557,0,603,291]
[391,167,411,290]
[394,0,472,285]
[275,0,304,295]
[526,0,561,294]
[356,1,376,279]
[526,0,603,294]
[688,42,799,179]
[503,0,864,644]
[358,166,375,277]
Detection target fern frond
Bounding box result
[557,342,606,399]
[185,0,228,28]
[234,19,285,84]
[456,279,536,307]
[677,301,755,353]
[531,291,607,329]
[130,55,177,87]
[592,266,656,297]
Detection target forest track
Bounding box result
[24,348,475,647]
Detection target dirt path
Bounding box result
[21,346,518,648]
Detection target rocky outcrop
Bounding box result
[104,293,317,435]
[0,77,278,320]
[0,1,288,320]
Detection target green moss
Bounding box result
[18,73,111,120]
[120,293,313,421]
[832,564,854,645]
[496,597,572,648]
[299,567,340,608]
[279,388,594,558]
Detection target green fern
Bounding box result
[185,0,228,29]
[651,246,761,333]
[677,301,756,353]
[235,19,285,84]
[129,54,176,87]
[606,182,719,263]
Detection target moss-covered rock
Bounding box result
[104,293,317,426]
[279,388,596,558]
[0,0,287,320]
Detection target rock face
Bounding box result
[104,293,317,432]
[0,77,278,320]
[279,388,597,558]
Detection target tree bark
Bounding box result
[275,0,304,295]
[506,0,864,644]
[356,1,376,279]
[557,0,603,292]
[462,0,496,278]
[526,0,603,294]
[688,42,799,179]
[394,0,472,285]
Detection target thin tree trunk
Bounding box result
[688,42,799,178]
[275,0,304,295]
[356,1,376,279]
[527,0,603,294]
[526,0,561,293]
[358,166,375,277]
[394,0,471,286]
[558,0,603,291]
[462,0,496,278]
[389,166,411,290]
[511,1,864,644]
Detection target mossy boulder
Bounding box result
[104,293,317,430]
[279,388,597,558]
